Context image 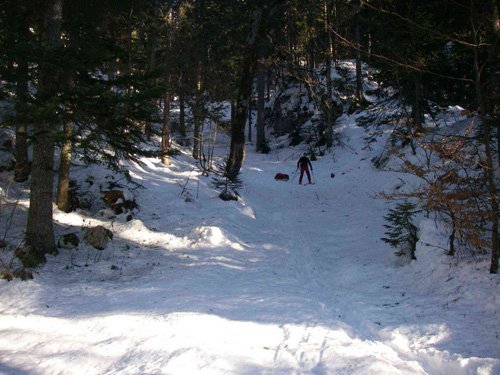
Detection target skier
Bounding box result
[297,153,313,184]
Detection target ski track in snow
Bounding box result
[0,116,499,374]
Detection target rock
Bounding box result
[219,190,238,201]
[102,190,124,206]
[102,190,137,214]
[57,233,80,249]
[84,226,113,250]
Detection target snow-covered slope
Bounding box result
[0,109,498,374]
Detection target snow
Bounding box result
[0,113,499,374]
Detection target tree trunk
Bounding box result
[192,64,203,160]
[448,213,456,256]
[247,102,252,142]
[56,121,72,212]
[267,68,272,101]
[126,8,133,78]
[412,71,424,132]
[14,57,30,183]
[331,0,339,65]
[161,90,171,165]
[226,3,275,180]
[324,0,334,148]
[471,10,499,273]
[481,6,499,272]
[25,0,64,263]
[256,48,266,152]
[145,0,160,140]
[179,83,186,140]
[230,100,235,125]
[354,11,363,102]
[367,32,372,62]
[485,0,499,166]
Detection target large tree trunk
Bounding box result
[14,57,30,183]
[256,48,266,152]
[25,0,64,263]
[56,121,73,212]
[226,3,275,180]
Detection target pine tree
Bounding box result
[382,200,420,260]
[24,0,64,263]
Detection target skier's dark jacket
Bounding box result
[297,156,313,170]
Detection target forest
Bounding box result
[0,0,498,373]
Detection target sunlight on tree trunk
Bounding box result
[56,121,73,213]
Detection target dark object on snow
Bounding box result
[219,190,238,201]
[102,190,137,214]
[58,233,80,249]
[84,226,113,250]
[382,200,420,261]
[1,267,33,281]
[274,173,289,181]
[331,173,335,178]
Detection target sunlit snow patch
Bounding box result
[186,226,244,250]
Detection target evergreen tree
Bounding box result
[382,200,420,260]
[24,0,64,263]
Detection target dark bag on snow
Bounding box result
[274,173,289,181]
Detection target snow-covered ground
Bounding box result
[0,113,498,374]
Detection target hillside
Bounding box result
[0,105,498,374]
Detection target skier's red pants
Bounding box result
[299,166,311,184]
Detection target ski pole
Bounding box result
[311,169,315,184]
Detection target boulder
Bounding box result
[102,190,137,214]
[84,226,113,250]
[57,233,80,249]
[219,190,238,201]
